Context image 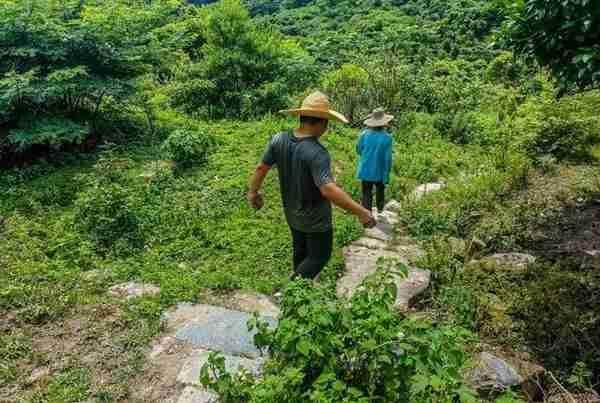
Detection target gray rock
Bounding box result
[581,250,600,269]
[336,245,430,309]
[353,237,388,250]
[412,183,444,200]
[177,386,217,403]
[467,352,523,392]
[168,304,276,359]
[149,336,178,360]
[336,246,407,299]
[384,200,402,213]
[392,244,425,264]
[27,367,50,385]
[378,210,399,225]
[364,221,395,242]
[108,282,160,300]
[394,268,431,310]
[483,253,536,269]
[226,290,280,318]
[177,349,262,386]
[547,392,600,403]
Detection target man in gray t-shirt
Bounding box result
[247,91,376,280]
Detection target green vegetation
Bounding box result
[1,0,599,401]
[504,0,600,92]
[202,267,477,402]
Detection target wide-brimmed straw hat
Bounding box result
[364,108,394,127]
[279,91,349,124]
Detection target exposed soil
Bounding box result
[526,199,600,261]
[0,303,153,402]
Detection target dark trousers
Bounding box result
[362,181,385,212]
[290,228,333,280]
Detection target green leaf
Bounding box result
[296,339,311,357]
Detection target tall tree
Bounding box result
[506,0,600,93]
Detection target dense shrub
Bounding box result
[322,64,369,124]
[73,181,142,252]
[0,0,186,156]
[434,112,497,145]
[161,128,215,164]
[513,90,600,162]
[170,0,316,119]
[201,268,476,402]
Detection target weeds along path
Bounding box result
[122,185,442,402]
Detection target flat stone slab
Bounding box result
[581,250,600,269]
[393,244,425,264]
[384,200,401,213]
[167,304,276,359]
[353,237,388,250]
[177,349,262,386]
[364,221,395,242]
[226,290,280,318]
[465,352,523,392]
[469,253,536,271]
[394,268,431,310]
[177,386,216,403]
[336,243,429,309]
[108,282,160,299]
[378,210,399,225]
[412,182,444,200]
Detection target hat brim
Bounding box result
[364,114,394,127]
[279,108,349,124]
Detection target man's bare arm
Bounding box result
[247,163,271,209]
[320,182,376,227]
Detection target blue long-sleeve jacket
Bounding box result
[356,129,393,184]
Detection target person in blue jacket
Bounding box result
[356,108,394,213]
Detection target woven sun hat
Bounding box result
[364,108,394,128]
[279,91,349,124]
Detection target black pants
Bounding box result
[290,228,333,280]
[362,181,385,212]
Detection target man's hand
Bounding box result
[359,209,377,228]
[248,163,271,211]
[247,191,264,210]
[320,183,377,228]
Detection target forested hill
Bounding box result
[247,0,505,65]
[1,0,599,401]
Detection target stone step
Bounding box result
[336,244,430,309]
[177,386,217,403]
[108,282,161,299]
[177,349,263,387]
[412,182,444,200]
[364,220,395,242]
[162,303,277,359]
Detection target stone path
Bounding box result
[336,199,432,311]
[137,301,278,402]
[120,184,444,402]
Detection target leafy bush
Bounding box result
[73,180,142,252]
[513,91,600,162]
[0,0,186,155]
[322,64,369,124]
[434,112,497,145]
[201,267,476,402]
[8,116,88,152]
[507,0,600,91]
[170,0,316,119]
[161,128,214,164]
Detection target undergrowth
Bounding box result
[201,265,478,403]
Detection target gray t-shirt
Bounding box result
[262,130,334,233]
